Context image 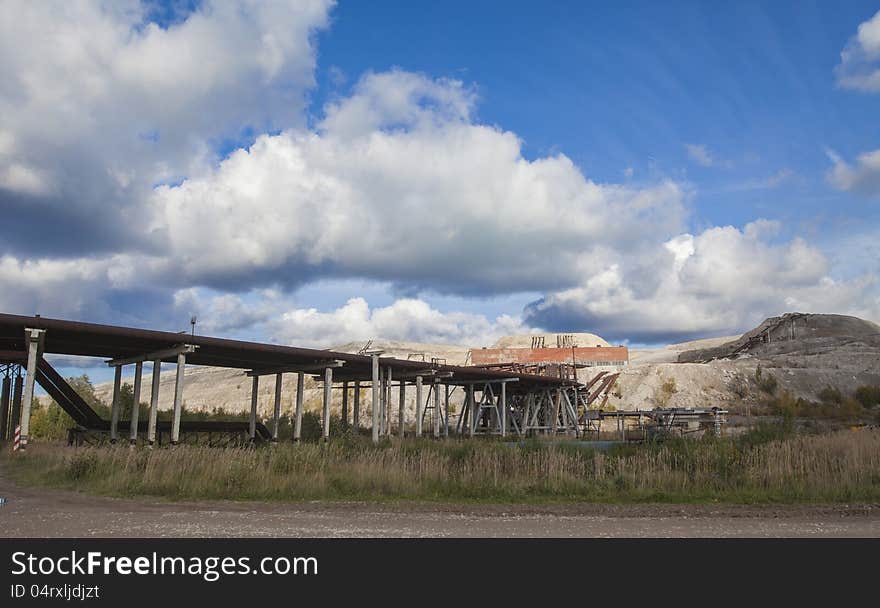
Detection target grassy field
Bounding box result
[2,426,879,504]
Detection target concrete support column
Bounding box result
[0,375,10,441]
[385,366,393,436]
[398,379,405,438]
[371,354,380,444]
[500,382,507,438]
[272,373,283,442]
[322,367,333,440]
[249,375,259,442]
[170,352,186,445]
[129,361,143,445]
[18,331,42,450]
[293,372,304,442]
[10,374,22,441]
[467,384,475,438]
[341,380,349,432]
[433,381,441,438]
[147,361,161,447]
[443,384,450,438]
[353,380,360,431]
[415,375,423,437]
[379,367,387,436]
[109,364,123,444]
[19,328,44,450]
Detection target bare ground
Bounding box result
[1,472,878,538]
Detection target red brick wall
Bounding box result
[470,346,629,366]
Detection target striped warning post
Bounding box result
[12,425,21,451]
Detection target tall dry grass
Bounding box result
[3,429,879,503]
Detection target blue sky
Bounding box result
[313,1,878,222]
[1,1,879,384]
[304,0,880,328]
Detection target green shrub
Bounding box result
[28,398,75,441]
[817,386,842,404]
[854,385,880,409]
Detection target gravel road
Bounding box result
[1,473,878,537]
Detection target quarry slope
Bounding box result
[90,313,880,417]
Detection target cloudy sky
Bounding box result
[2,1,879,381]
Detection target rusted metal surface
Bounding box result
[470,346,629,367]
[0,313,574,389]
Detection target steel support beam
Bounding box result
[247,360,345,377]
[106,344,197,367]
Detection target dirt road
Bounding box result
[1,473,878,537]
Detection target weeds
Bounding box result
[2,427,878,504]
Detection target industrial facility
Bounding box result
[0,313,725,450]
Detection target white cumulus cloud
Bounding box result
[148,70,688,293]
[270,297,531,348]
[525,221,879,343]
[835,9,880,92]
[827,148,880,196]
[0,0,334,255]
